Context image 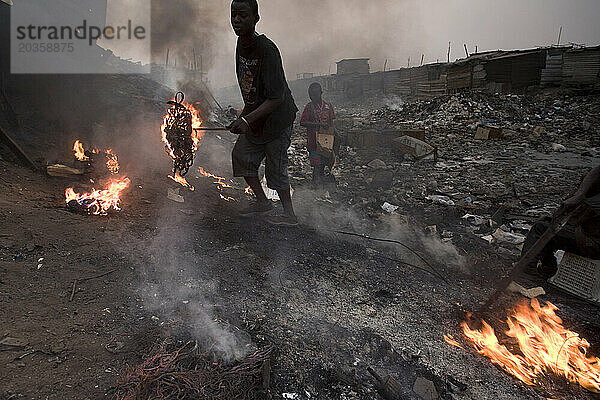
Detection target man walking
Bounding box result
[228,0,299,226]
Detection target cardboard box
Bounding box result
[475,125,504,140]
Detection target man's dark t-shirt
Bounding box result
[236,34,298,144]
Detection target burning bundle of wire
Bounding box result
[65,140,130,215]
[114,340,272,400]
[73,140,120,175]
[161,92,203,178]
[65,177,131,216]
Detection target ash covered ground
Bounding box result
[1,87,600,400]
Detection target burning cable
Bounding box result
[65,177,131,216]
[161,92,203,178]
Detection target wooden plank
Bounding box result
[0,125,37,170]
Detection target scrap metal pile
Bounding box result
[113,340,272,400]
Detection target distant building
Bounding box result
[336,58,370,75]
[296,72,314,80]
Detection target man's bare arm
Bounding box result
[245,97,283,125]
[563,165,600,211]
[575,165,600,197]
[229,97,283,134]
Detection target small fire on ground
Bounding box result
[66,140,130,215]
[73,140,89,161]
[105,149,120,174]
[168,172,195,191]
[197,166,236,201]
[65,177,131,215]
[446,299,600,393]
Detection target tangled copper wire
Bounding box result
[113,340,272,400]
[163,92,196,177]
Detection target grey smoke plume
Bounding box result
[150,0,230,71]
[136,208,249,362]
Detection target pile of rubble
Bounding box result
[288,90,599,256]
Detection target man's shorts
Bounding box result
[232,126,292,191]
[309,151,330,167]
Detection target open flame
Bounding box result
[65,177,131,215]
[105,149,120,174]
[160,98,204,159]
[168,173,195,191]
[457,299,600,392]
[197,166,236,201]
[73,140,89,161]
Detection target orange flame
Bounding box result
[460,299,600,392]
[444,334,463,349]
[168,173,195,191]
[73,140,89,161]
[161,98,204,160]
[105,149,120,174]
[65,177,131,215]
[197,167,236,201]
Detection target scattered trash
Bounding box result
[46,164,84,177]
[491,228,526,246]
[368,159,387,169]
[0,337,28,350]
[368,366,403,400]
[413,376,439,400]
[392,135,437,160]
[426,195,455,206]
[167,188,184,203]
[507,281,546,299]
[425,225,438,236]
[282,394,299,400]
[381,202,399,213]
[462,214,487,226]
[475,125,504,140]
[260,177,294,201]
[551,143,566,152]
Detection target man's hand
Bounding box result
[229,118,251,135]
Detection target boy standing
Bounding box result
[300,82,336,185]
[229,0,299,226]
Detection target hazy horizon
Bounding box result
[104,0,600,89]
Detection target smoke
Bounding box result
[98,0,600,90]
[150,0,230,71]
[136,208,250,362]
[294,188,467,275]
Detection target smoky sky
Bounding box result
[149,0,230,70]
[103,0,600,88]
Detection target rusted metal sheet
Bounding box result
[563,47,600,86]
[541,51,564,86]
[447,63,472,91]
[483,51,545,92]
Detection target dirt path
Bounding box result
[1,157,598,400]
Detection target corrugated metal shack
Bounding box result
[562,46,600,86]
[447,49,546,94]
[221,45,600,106]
